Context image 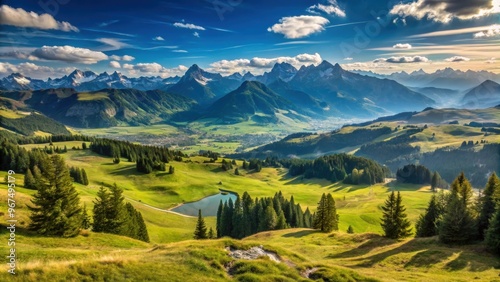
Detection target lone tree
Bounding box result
[194,209,208,239]
[431,171,441,192]
[381,191,412,239]
[28,155,82,237]
[439,172,476,244]
[313,193,339,232]
[478,173,500,239]
[347,225,354,234]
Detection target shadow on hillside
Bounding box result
[109,166,144,176]
[444,251,493,272]
[327,235,394,259]
[281,230,318,238]
[405,249,451,268]
[0,224,37,237]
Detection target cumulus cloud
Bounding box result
[267,15,330,39]
[173,22,205,30]
[374,56,429,63]
[393,43,412,49]
[0,62,73,79]
[389,0,499,23]
[0,5,79,32]
[31,45,108,64]
[153,36,165,41]
[473,24,500,38]
[307,0,346,17]
[343,57,353,61]
[109,61,121,68]
[209,53,323,75]
[444,56,470,62]
[109,55,135,61]
[122,63,188,77]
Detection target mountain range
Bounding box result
[2,61,500,128]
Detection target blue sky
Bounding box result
[0,0,499,78]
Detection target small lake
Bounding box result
[170,191,238,216]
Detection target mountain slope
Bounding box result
[289,61,434,117]
[0,88,197,128]
[203,80,306,123]
[462,80,500,109]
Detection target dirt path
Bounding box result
[125,197,195,218]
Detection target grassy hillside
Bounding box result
[0,142,499,281]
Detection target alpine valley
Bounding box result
[1,1,500,282]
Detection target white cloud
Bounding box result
[122,62,188,78]
[374,56,429,63]
[209,53,323,75]
[267,15,330,39]
[307,0,346,17]
[486,57,496,63]
[193,32,200,38]
[153,36,165,41]
[473,24,500,38]
[343,57,353,61]
[0,62,74,79]
[109,55,134,61]
[109,61,121,68]
[173,22,205,30]
[390,0,500,23]
[96,38,131,51]
[172,50,188,53]
[0,5,78,32]
[393,43,412,49]
[444,56,470,62]
[31,45,108,64]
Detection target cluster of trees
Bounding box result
[0,131,92,145]
[396,164,447,190]
[221,159,235,171]
[282,154,389,185]
[415,173,500,253]
[93,184,149,242]
[0,139,48,174]
[356,129,421,164]
[27,155,84,237]
[69,166,89,185]
[215,191,313,239]
[41,145,68,154]
[90,138,185,174]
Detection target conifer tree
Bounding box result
[231,197,244,238]
[276,209,288,229]
[81,203,92,230]
[28,155,82,237]
[208,227,215,239]
[303,207,312,228]
[347,225,354,234]
[92,186,111,232]
[136,212,149,242]
[81,168,89,185]
[24,168,36,189]
[313,194,327,231]
[324,194,339,232]
[108,183,126,234]
[381,191,412,239]
[439,173,476,244]
[415,194,443,237]
[478,173,500,239]
[194,209,208,239]
[261,205,277,231]
[485,207,500,254]
[216,200,223,238]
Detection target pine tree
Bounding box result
[415,194,441,237]
[28,155,82,237]
[313,194,327,231]
[485,207,500,254]
[276,209,288,229]
[24,168,36,189]
[92,186,111,232]
[431,171,440,192]
[81,203,92,229]
[169,165,175,174]
[478,173,500,239]
[216,200,223,238]
[231,197,244,238]
[261,205,277,231]
[381,191,412,239]
[194,209,208,239]
[108,184,126,234]
[208,227,215,239]
[136,211,149,242]
[347,225,354,234]
[303,207,312,228]
[439,173,477,244]
[81,168,89,186]
[324,194,339,232]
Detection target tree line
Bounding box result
[414,172,500,254]
[194,191,340,239]
[90,138,185,174]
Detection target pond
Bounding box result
[170,190,238,216]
